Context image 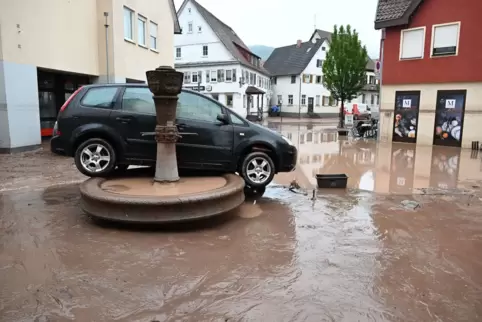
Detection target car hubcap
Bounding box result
[246,157,271,184]
[80,144,110,173]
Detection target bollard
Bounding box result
[472,141,480,151]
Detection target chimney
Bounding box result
[296,40,302,48]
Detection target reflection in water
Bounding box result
[269,122,482,194]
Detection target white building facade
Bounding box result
[266,29,380,118]
[174,0,271,118]
[265,38,339,117]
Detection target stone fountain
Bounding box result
[79,66,245,223]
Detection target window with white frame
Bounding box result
[210,70,217,82]
[400,27,425,59]
[315,95,320,106]
[176,47,181,59]
[137,15,147,46]
[288,95,293,105]
[123,7,134,40]
[301,95,306,105]
[232,69,237,82]
[226,69,232,82]
[192,71,200,83]
[322,96,329,106]
[217,69,225,82]
[432,22,460,57]
[150,22,157,50]
[202,45,208,57]
[226,94,233,107]
[184,72,191,84]
[188,22,193,33]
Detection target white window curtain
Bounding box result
[138,16,146,45]
[401,28,424,59]
[150,22,158,49]
[123,7,133,39]
[433,24,458,49]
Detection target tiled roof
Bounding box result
[181,0,270,76]
[309,29,333,42]
[366,59,376,71]
[374,0,424,29]
[263,40,326,76]
[169,0,181,34]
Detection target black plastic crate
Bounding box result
[316,174,348,189]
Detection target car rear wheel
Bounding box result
[74,138,117,177]
[241,152,275,188]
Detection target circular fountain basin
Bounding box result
[80,174,245,223]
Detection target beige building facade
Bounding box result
[379,83,482,149]
[0,0,180,152]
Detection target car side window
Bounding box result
[177,92,222,123]
[230,112,246,125]
[81,87,118,109]
[122,87,155,114]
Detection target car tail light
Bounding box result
[52,121,60,137]
[59,86,83,113]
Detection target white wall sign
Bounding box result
[445,99,456,109]
[397,177,406,186]
[345,114,354,127]
[402,99,411,108]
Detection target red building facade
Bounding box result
[375,0,482,148]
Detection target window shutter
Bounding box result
[433,24,458,55]
[401,29,424,59]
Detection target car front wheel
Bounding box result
[74,138,117,177]
[240,151,275,188]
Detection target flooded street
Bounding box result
[1,121,482,321]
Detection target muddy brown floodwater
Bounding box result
[1,125,482,322]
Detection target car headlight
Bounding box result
[282,136,293,146]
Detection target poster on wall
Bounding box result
[392,91,421,143]
[433,90,466,147]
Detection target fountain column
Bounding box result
[146,66,184,183]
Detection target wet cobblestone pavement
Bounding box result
[1,129,482,321]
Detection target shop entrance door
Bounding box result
[38,69,90,137]
[433,90,466,148]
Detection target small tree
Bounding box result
[322,25,368,129]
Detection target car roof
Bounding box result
[81,83,198,95]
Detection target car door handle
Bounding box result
[116,117,132,124]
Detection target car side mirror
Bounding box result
[216,113,229,124]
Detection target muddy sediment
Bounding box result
[1,126,482,321]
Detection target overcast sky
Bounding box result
[174,0,381,58]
